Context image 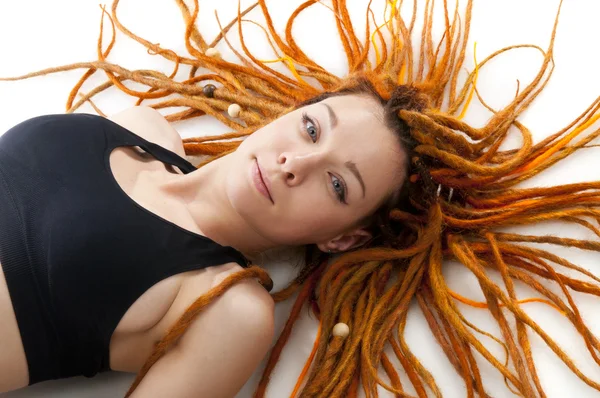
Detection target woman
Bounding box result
[0,83,415,398]
[1,0,600,397]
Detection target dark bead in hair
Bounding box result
[202,84,217,98]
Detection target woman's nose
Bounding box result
[278,151,322,186]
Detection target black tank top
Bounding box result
[0,113,248,383]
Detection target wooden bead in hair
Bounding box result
[228,103,242,118]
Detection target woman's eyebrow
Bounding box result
[345,161,366,198]
[322,103,338,130]
[318,103,365,197]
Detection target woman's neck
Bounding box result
[161,155,277,258]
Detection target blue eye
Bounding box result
[302,112,318,143]
[330,174,347,204]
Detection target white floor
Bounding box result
[0,0,600,397]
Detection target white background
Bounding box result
[0,0,599,397]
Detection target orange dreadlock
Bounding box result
[2,0,600,397]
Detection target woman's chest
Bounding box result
[108,263,234,373]
[111,272,184,334]
[96,148,202,333]
[107,270,189,373]
[109,146,202,234]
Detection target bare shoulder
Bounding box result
[108,106,186,157]
[183,263,274,323]
[210,264,275,320]
[129,264,274,397]
[168,263,274,339]
[176,263,275,352]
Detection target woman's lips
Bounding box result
[252,158,274,203]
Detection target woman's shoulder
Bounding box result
[108,107,186,158]
[125,262,274,397]
[188,262,274,317]
[149,263,274,340]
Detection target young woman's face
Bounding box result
[225,94,406,249]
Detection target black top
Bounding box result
[0,113,248,383]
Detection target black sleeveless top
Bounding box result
[0,113,248,384]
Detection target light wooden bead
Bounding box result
[228,103,242,118]
[205,47,220,58]
[332,322,350,338]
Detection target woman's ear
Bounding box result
[316,228,372,253]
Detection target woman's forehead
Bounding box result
[317,95,396,154]
[318,96,406,198]
[321,94,385,121]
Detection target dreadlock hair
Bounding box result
[3,0,600,396]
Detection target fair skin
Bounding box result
[0,94,405,396]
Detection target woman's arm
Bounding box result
[129,270,274,398]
